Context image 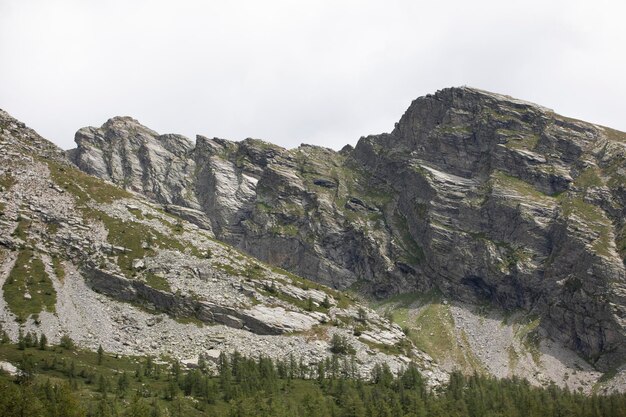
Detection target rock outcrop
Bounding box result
[68,87,626,372]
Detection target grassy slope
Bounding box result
[373,292,484,373]
[2,249,56,323]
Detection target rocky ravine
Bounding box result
[69,87,626,378]
[0,109,445,385]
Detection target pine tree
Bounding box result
[171,360,181,383]
[24,331,34,348]
[321,295,331,309]
[97,344,104,365]
[144,356,153,377]
[60,334,75,350]
[125,396,152,417]
[18,328,25,350]
[165,379,179,401]
[218,353,233,401]
[17,354,36,385]
[39,333,47,350]
[98,374,110,395]
[330,334,354,355]
[0,328,9,344]
[150,398,164,417]
[68,361,76,379]
[357,307,367,323]
[317,360,326,384]
[117,372,130,398]
[198,355,208,374]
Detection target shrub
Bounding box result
[60,334,75,350]
[330,334,355,355]
[357,307,367,323]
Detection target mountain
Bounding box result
[0,108,445,386]
[2,86,626,393]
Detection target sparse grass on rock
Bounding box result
[2,249,56,322]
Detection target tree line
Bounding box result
[0,335,625,416]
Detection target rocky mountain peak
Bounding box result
[59,88,626,382]
[3,87,626,390]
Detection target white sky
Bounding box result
[1,0,625,150]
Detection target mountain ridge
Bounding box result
[67,87,626,373]
[0,108,446,386]
[2,86,626,392]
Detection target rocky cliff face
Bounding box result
[355,88,626,370]
[68,88,626,372]
[0,109,444,383]
[68,88,626,374]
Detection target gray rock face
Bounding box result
[84,268,321,335]
[70,116,200,209]
[353,88,626,369]
[67,87,626,370]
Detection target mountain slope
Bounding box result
[0,109,444,385]
[68,87,626,376]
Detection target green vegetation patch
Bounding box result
[602,126,626,143]
[255,201,273,213]
[559,196,613,257]
[492,171,553,202]
[433,124,472,136]
[241,262,265,279]
[501,131,539,151]
[481,107,520,123]
[47,161,131,204]
[51,255,65,283]
[507,345,520,370]
[359,337,413,356]
[574,167,604,189]
[373,291,422,309]
[45,221,59,235]
[269,222,299,237]
[127,207,145,220]
[11,217,31,241]
[95,210,197,275]
[393,213,425,265]
[143,271,171,292]
[214,262,241,276]
[0,173,16,190]
[2,249,56,322]
[258,284,330,314]
[605,154,626,189]
[514,316,541,365]
[374,291,483,373]
[409,301,478,370]
[617,224,626,265]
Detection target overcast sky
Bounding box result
[1,0,625,150]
